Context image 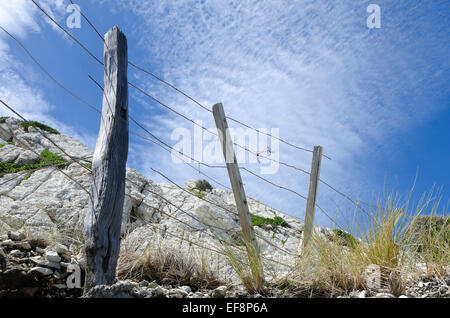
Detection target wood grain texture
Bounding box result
[84,26,129,292]
[302,145,323,249]
[212,103,263,281]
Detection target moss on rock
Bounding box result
[21,121,60,135]
[0,149,68,176]
[251,214,289,230]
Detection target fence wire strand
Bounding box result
[8,3,383,250]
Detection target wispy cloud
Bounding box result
[2,0,447,228]
[0,0,96,149]
[110,0,449,226]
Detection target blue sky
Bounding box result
[0,0,449,229]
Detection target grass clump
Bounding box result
[118,235,222,290]
[251,214,289,230]
[80,163,92,170]
[0,117,9,124]
[188,179,213,199]
[192,179,213,192]
[221,241,264,294]
[21,120,60,134]
[333,229,358,248]
[0,149,68,176]
[406,215,450,278]
[293,187,450,297]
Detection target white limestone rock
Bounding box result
[0,117,316,285]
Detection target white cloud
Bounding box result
[108,0,447,227]
[0,0,40,37]
[0,0,95,149]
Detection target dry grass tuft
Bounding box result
[117,236,223,290]
[290,188,449,297]
[221,241,264,294]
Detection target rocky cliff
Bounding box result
[1,117,449,299]
[0,117,312,285]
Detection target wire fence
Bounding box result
[0,1,381,274]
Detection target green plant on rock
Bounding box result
[80,163,92,170]
[21,120,60,134]
[333,229,358,248]
[188,179,213,199]
[0,149,68,176]
[250,214,289,230]
[193,179,213,192]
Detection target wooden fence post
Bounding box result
[84,26,129,292]
[302,145,323,250]
[212,103,264,286]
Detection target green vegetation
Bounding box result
[193,192,206,199]
[0,149,68,176]
[221,241,264,294]
[288,188,450,297]
[118,233,222,289]
[275,279,297,290]
[21,121,60,134]
[80,163,92,170]
[406,215,450,271]
[408,216,450,252]
[192,179,213,192]
[0,117,9,124]
[333,229,358,248]
[188,179,213,199]
[250,214,289,230]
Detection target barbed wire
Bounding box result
[1,19,344,230]
[137,219,295,270]
[0,24,231,195]
[126,181,301,265]
[0,161,79,187]
[0,26,101,115]
[29,0,378,219]
[31,0,103,66]
[66,0,329,160]
[0,100,91,196]
[90,42,302,260]
[129,132,231,191]
[89,75,314,214]
[0,96,298,266]
[24,3,373,229]
[29,3,315,179]
[0,22,232,202]
[0,97,244,256]
[66,1,381,217]
[150,168,306,256]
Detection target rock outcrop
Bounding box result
[0,117,449,299]
[0,117,313,285]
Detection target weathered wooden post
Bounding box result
[302,145,323,250]
[212,103,264,287]
[84,26,129,292]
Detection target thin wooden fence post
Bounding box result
[212,103,264,286]
[302,145,323,250]
[84,26,129,292]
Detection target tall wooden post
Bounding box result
[84,26,129,292]
[302,146,323,250]
[212,103,264,286]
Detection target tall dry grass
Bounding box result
[221,240,264,294]
[289,188,449,297]
[117,233,223,289]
